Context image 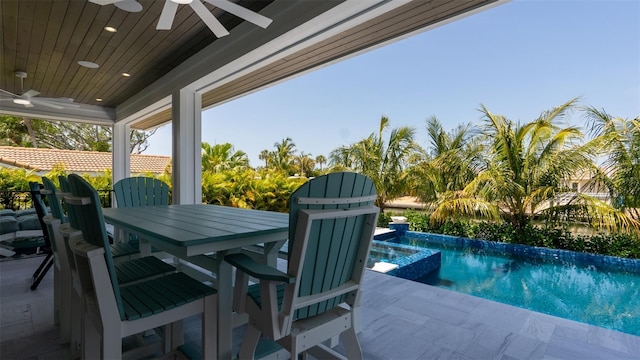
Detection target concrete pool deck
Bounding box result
[2,255,639,359]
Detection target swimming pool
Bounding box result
[384,231,640,336]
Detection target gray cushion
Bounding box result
[0,209,16,217]
[16,208,37,217]
[18,214,41,230]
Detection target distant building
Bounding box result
[560,169,610,203]
[0,146,171,176]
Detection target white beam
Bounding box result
[112,122,131,206]
[0,101,116,125]
[171,88,202,205]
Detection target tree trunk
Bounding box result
[22,117,38,148]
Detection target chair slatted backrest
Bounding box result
[68,174,125,320]
[114,177,169,208]
[58,176,81,230]
[28,182,51,244]
[288,172,378,320]
[41,177,66,224]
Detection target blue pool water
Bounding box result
[390,233,640,336]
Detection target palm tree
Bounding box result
[329,116,418,211]
[258,149,271,168]
[408,116,482,203]
[273,137,297,174]
[328,145,353,171]
[296,152,315,177]
[201,142,249,173]
[315,155,326,171]
[585,107,640,222]
[473,99,592,228]
[432,99,639,234]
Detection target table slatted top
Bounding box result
[102,204,289,248]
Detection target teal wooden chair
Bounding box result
[113,176,170,208]
[113,176,170,252]
[65,174,217,359]
[60,176,140,261]
[28,181,53,290]
[40,177,73,343]
[56,176,177,357]
[226,172,379,359]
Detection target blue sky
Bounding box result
[145,0,640,167]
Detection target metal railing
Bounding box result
[0,190,114,211]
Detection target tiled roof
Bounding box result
[0,146,171,174]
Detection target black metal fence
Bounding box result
[0,190,114,211]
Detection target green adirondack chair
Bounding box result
[65,174,217,359]
[113,176,170,208]
[113,176,170,251]
[226,172,379,359]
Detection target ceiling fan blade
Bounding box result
[0,88,18,97]
[30,99,65,110]
[204,0,272,28]
[157,0,179,30]
[115,0,142,12]
[22,89,41,98]
[190,0,229,37]
[37,97,81,108]
[88,0,121,5]
[89,0,142,12]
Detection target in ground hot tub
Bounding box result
[368,240,441,280]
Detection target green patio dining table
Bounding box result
[102,204,289,359]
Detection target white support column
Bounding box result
[112,122,130,207]
[172,88,202,205]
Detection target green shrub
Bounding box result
[377,212,392,228]
[404,209,431,232]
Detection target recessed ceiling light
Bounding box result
[171,0,193,4]
[122,73,131,77]
[96,98,103,102]
[13,98,31,105]
[104,26,117,33]
[78,60,99,69]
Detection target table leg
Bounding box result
[216,254,233,359]
[263,240,286,267]
[139,238,152,257]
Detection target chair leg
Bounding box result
[70,291,82,358]
[163,324,172,354]
[101,323,122,359]
[238,325,261,360]
[170,320,184,351]
[202,295,217,359]
[31,253,53,290]
[82,314,101,359]
[339,328,363,360]
[53,266,60,325]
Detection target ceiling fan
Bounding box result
[89,0,272,38]
[0,72,80,110]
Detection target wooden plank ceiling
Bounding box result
[0,0,273,108]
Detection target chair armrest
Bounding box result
[64,195,92,205]
[225,253,294,284]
